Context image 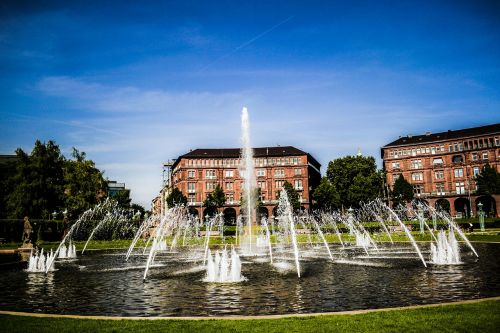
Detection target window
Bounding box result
[455,182,465,194]
[482,152,489,160]
[205,170,216,179]
[206,182,216,190]
[275,180,285,190]
[454,168,463,178]
[436,184,445,196]
[452,155,463,163]
[293,157,299,165]
[411,159,422,169]
[274,169,285,177]
[495,137,499,146]
[188,170,195,178]
[391,162,401,169]
[413,185,424,195]
[431,147,436,154]
[256,169,266,177]
[257,181,266,189]
[425,147,430,154]
[435,171,444,180]
[226,193,234,203]
[472,153,478,161]
[294,168,302,175]
[188,194,195,204]
[473,167,480,177]
[412,172,423,181]
[188,183,196,193]
[225,170,234,178]
[432,158,443,165]
[294,179,303,190]
[225,182,233,190]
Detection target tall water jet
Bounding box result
[204,247,243,283]
[240,107,257,252]
[430,229,461,264]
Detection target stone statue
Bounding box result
[22,216,33,246]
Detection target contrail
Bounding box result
[200,15,294,72]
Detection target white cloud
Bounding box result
[32,73,500,207]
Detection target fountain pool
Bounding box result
[0,243,499,316]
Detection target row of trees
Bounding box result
[0,140,144,220]
[166,181,302,212]
[312,155,384,210]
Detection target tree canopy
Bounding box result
[64,148,107,217]
[166,187,188,207]
[391,175,414,206]
[2,140,144,220]
[204,185,226,208]
[476,164,500,195]
[325,155,383,208]
[277,181,301,211]
[7,140,65,219]
[312,177,340,210]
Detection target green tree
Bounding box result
[476,164,500,195]
[113,189,132,208]
[166,187,187,207]
[211,185,226,208]
[391,175,414,206]
[131,203,146,218]
[326,155,383,208]
[312,177,340,210]
[64,148,106,218]
[0,156,17,219]
[7,140,65,219]
[277,181,301,211]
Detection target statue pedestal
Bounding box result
[18,243,33,262]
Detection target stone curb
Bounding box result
[1,296,499,321]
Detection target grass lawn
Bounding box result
[0,298,499,333]
[1,229,500,252]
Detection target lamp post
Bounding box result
[478,202,485,232]
[416,202,424,234]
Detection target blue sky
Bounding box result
[1,0,500,207]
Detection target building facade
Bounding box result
[381,123,500,218]
[167,146,321,222]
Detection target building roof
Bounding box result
[172,146,321,169]
[383,123,500,148]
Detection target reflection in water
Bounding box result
[291,282,304,312]
[26,272,54,298]
[0,243,498,316]
[205,283,242,314]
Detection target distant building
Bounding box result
[381,123,500,217]
[107,180,127,197]
[166,146,321,223]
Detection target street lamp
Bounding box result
[416,202,424,234]
[478,201,485,232]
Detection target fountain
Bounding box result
[204,247,243,283]
[240,107,257,253]
[5,107,496,317]
[430,229,461,264]
[27,248,56,272]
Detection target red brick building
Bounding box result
[169,146,321,222]
[381,123,500,217]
